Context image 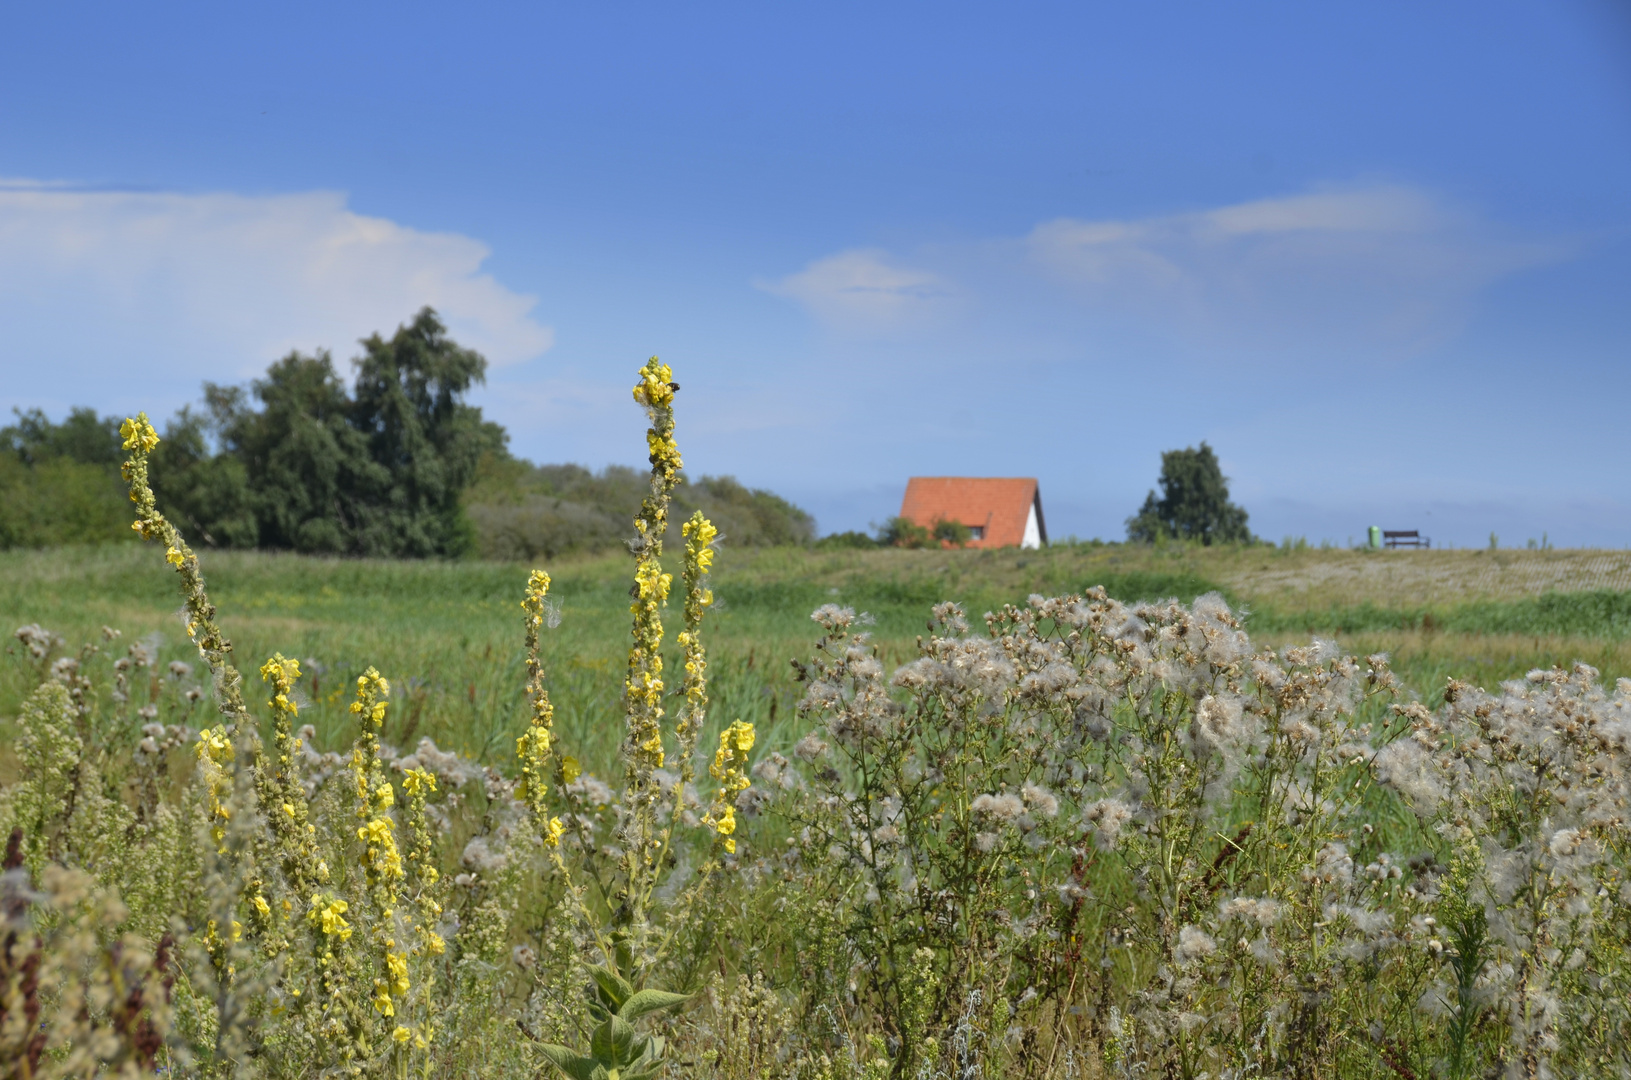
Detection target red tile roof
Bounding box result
[899,477,1046,549]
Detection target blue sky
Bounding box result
[3,1,1629,546]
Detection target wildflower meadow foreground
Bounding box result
[4,362,1631,1080]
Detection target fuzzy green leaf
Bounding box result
[537,1044,601,1080]
[586,964,635,1010]
[617,989,690,1022]
[590,1015,640,1065]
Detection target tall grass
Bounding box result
[7,544,1631,779]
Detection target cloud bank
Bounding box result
[765,184,1568,358]
[0,181,553,411]
[1028,184,1566,356]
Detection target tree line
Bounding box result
[5,306,1250,555]
[1,308,813,557]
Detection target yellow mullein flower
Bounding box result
[394,1026,412,1045]
[386,949,410,995]
[684,512,718,576]
[259,654,301,682]
[633,560,672,604]
[714,806,738,854]
[357,818,405,880]
[196,725,233,762]
[710,720,756,784]
[544,816,566,846]
[402,767,435,797]
[309,896,353,940]
[118,414,161,453]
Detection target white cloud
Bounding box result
[0,182,552,408]
[757,248,954,333]
[760,184,1568,360]
[1026,184,1567,356]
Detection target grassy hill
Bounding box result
[6,542,1630,777]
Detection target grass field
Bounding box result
[6,541,1631,777]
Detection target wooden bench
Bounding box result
[1383,530,1430,549]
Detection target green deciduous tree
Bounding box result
[1126,441,1253,545]
[347,308,503,556]
[208,349,379,554]
[206,308,503,557]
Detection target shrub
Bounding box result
[815,530,878,551]
[878,516,933,549]
[465,460,815,561]
[932,518,972,547]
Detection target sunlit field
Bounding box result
[6,470,1631,1078]
[7,541,1629,774]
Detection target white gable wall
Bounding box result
[1021,504,1041,549]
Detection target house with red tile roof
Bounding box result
[899,477,1047,549]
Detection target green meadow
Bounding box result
[6,540,1631,777]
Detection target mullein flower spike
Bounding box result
[123,418,273,1052]
[703,720,755,853]
[616,357,685,958]
[259,653,326,897]
[348,667,411,1034]
[119,413,252,732]
[195,725,236,850]
[674,511,718,785]
[517,569,557,819]
[350,670,402,893]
